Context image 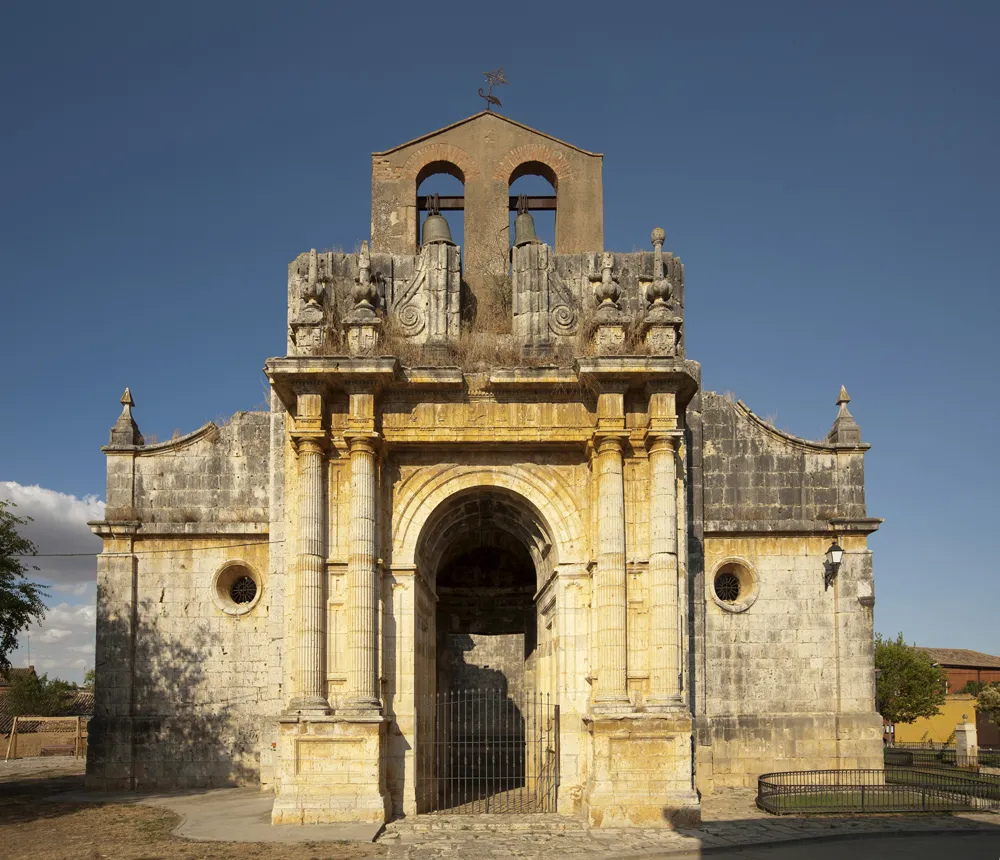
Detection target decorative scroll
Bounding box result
[391,251,427,337]
[548,269,578,337]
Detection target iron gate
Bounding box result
[427,689,559,813]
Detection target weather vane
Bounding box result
[478,67,509,112]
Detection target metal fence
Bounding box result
[757,766,1000,815]
[885,743,1000,769]
[424,689,559,814]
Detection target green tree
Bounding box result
[976,684,1000,727]
[83,668,95,689]
[5,671,75,716]
[0,499,47,671]
[960,680,988,695]
[875,632,947,724]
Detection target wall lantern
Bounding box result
[824,539,844,589]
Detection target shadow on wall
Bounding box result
[87,598,261,791]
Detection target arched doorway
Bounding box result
[414,487,559,814]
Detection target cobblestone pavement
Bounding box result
[378,791,1000,859]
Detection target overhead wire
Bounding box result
[15,539,285,558]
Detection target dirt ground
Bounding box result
[0,758,383,860]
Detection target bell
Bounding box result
[421,213,455,246]
[513,211,540,247]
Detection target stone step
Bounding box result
[381,813,587,838]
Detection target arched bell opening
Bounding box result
[416,161,465,253]
[509,161,557,250]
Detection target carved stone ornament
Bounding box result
[348,241,379,320]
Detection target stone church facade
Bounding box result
[86,113,883,827]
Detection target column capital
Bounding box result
[291,433,328,455]
[643,429,683,453]
[344,430,382,456]
[592,430,629,455]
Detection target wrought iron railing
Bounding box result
[422,689,559,814]
[885,743,1000,769]
[757,766,1000,814]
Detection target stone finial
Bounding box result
[590,253,625,354]
[827,385,862,444]
[308,248,318,283]
[594,252,621,312]
[349,241,378,317]
[641,229,680,356]
[344,240,382,355]
[109,387,143,446]
[302,248,323,310]
[650,227,666,281]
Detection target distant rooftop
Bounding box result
[915,647,1000,669]
[0,667,37,687]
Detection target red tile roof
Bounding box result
[0,667,38,688]
[0,689,94,735]
[915,647,1000,669]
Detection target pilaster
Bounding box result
[288,392,331,716]
[646,431,684,711]
[342,430,382,715]
[592,431,631,714]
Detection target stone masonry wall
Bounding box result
[694,393,882,791]
[88,412,280,791]
[701,393,866,528]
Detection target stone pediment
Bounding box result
[372,111,603,158]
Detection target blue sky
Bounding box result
[1,1,998,681]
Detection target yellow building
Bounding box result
[894,694,976,744]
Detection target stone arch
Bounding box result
[492,143,573,186]
[401,142,481,186]
[415,159,465,188]
[392,465,587,575]
[416,487,555,590]
[508,159,559,192]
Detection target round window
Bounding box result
[230,575,258,604]
[714,571,741,602]
[710,559,758,613]
[213,562,263,615]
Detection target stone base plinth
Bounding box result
[271,714,388,825]
[584,712,700,829]
[694,712,884,793]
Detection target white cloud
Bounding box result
[52,582,93,597]
[0,482,104,584]
[2,484,103,685]
[11,600,97,685]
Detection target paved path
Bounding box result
[4,757,999,855]
[648,832,1000,859]
[379,810,1000,859]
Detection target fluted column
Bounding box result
[593,434,631,712]
[344,434,381,713]
[290,437,330,714]
[647,434,682,710]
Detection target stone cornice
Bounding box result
[735,399,871,454]
[265,356,399,411]
[705,517,883,537]
[575,357,700,406]
[489,367,581,388]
